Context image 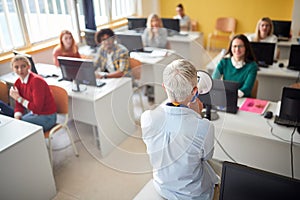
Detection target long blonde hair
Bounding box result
[253,17,274,42]
[146,14,164,39]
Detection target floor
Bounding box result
[50,49,221,200]
[50,91,156,200]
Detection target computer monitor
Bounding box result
[272,20,291,41]
[198,79,240,119]
[161,18,180,35]
[287,45,300,71]
[58,56,104,92]
[127,18,147,33]
[219,161,300,200]
[84,29,97,49]
[274,87,300,127]
[250,42,275,67]
[116,34,144,52]
[13,50,38,74]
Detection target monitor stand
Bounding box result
[201,105,219,121]
[72,80,87,92]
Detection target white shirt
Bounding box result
[106,52,115,73]
[141,104,218,200]
[247,33,278,43]
[174,15,191,31]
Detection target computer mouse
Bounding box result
[278,63,284,68]
[264,111,273,119]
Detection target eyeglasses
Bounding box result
[232,45,245,49]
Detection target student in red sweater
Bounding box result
[9,55,57,131]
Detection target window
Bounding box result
[0,0,137,54]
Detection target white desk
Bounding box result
[212,99,300,179]
[167,32,210,69]
[0,114,56,199]
[0,64,137,157]
[256,60,298,101]
[277,38,299,60]
[53,78,137,157]
[130,50,182,104]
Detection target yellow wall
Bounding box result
[160,0,294,47]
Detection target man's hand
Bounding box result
[187,98,203,115]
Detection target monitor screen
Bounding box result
[84,29,97,48]
[250,42,275,67]
[13,50,38,74]
[198,79,240,114]
[219,161,300,200]
[127,18,147,33]
[58,56,98,87]
[116,34,144,52]
[272,20,291,39]
[275,87,300,127]
[162,18,180,33]
[288,45,300,71]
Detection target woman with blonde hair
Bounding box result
[247,17,277,43]
[142,14,168,48]
[53,30,81,66]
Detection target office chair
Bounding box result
[129,58,145,117]
[207,17,237,51]
[44,85,79,168]
[251,79,259,98]
[0,80,9,104]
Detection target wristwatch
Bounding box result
[17,97,23,104]
[103,73,108,79]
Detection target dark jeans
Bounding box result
[0,100,14,117]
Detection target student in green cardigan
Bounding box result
[212,34,258,97]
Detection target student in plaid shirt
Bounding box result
[94,28,129,79]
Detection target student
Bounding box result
[247,17,277,43]
[53,30,81,66]
[9,55,57,131]
[94,28,129,79]
[212,34,258,98]
[142,14,169,49]
[141,59,218,200]
[174,3,191,31]
[247,17,279,59]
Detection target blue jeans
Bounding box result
[22,112,57,132]
[0,100,14,117]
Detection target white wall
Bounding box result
[138,0,160,17]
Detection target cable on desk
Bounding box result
[266,120,300,145]
[290,126,296,178]
[215,138,237,163]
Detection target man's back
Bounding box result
[141,104,218,200]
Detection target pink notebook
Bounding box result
[239,98,269,114]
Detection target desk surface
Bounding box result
[0,114,43,152]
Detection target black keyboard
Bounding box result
[274,116,300,127]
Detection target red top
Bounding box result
[53,45,81,66]
[14,72,57,115]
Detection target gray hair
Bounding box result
[163,59,197,102]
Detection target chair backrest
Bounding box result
[0,80,9,104]
[49,85,68,114]
[251,79,259,98]
[215,17,236,33]
[191,20,199,31]
[129,58,142,80]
